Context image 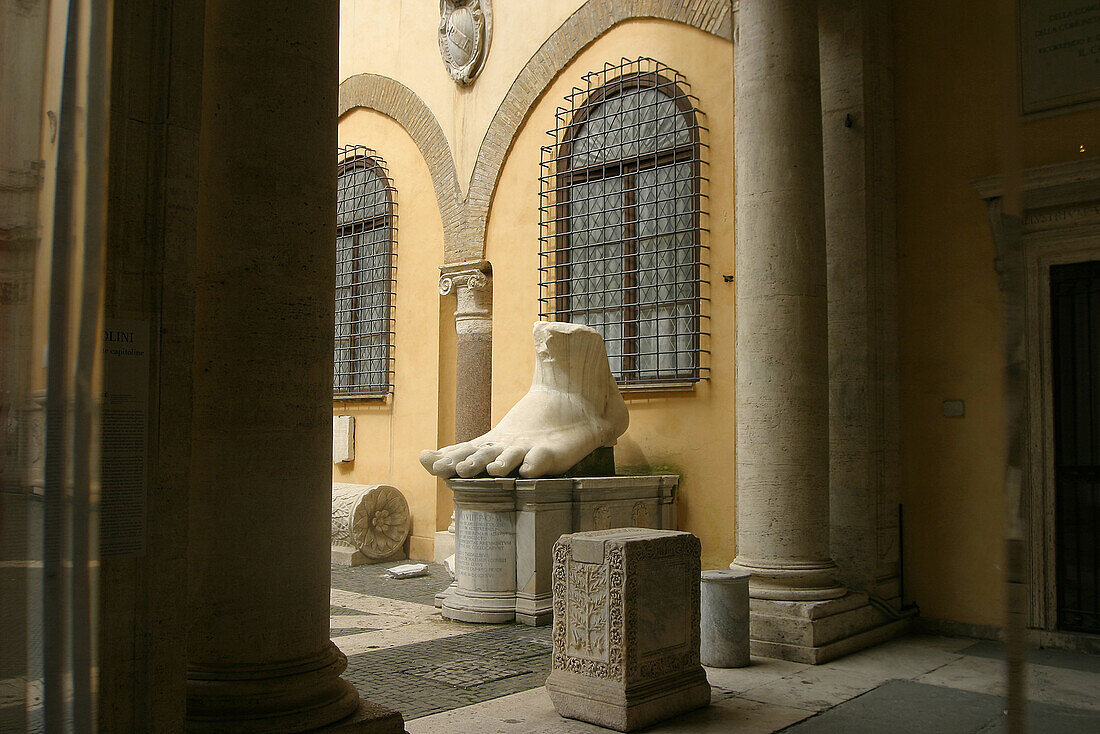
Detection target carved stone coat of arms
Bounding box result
[438,0,492,86]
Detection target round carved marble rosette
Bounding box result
[438,0,492,86]
[331,483,410,559]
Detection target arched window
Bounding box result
[540,58,708,385]
[335,146,396,396]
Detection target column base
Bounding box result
[186,643,363,732]
[748,591,911,664]
[434,581,456,608]
[320,699,405,733]
[730,556,846,601]
[514,591,553,626]
[441,587,517,623]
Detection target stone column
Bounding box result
[437,261,492,547]
[439,260,493,442]
[820,0,901,607]
[731,0,845,603]
[187,2,399,731]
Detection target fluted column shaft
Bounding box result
[732,0,845,601]
[187,1,360,730]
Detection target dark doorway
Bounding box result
[1051,259,1100,633]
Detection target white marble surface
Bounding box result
[332,415,354,463]
[700,569,750,668]
[420,321,629,479]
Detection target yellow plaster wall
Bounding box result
[339,0,587,195]
[894,0,1100,626]
[334,108,447,561]
[485,19,736,570]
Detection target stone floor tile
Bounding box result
[915,653,1100,710]
[405,686,814,733]
[330,589,444,620]
[915,654,1005,697]
[896,634,992,653]
[785,679,1100,734]
[1028,663,1100,711]
[781,680,1002,733]
[736,665,882,712]
[818,636,966,680]
[703,656,809,694]
[1017,700,1100,734]
[962,640,1100,674]
[335,621,482,655]
[331,626,379,638]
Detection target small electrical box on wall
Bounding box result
[942,400,965,418]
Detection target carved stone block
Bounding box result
[546,528,710,731]
[331,483,409,565]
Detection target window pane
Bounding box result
[335,150,394,395]
[540,61,705,385]
[571,86,691,168]
[568,177,624,322]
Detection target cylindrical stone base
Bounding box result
[700,570,751,668]
[441,484,518,623]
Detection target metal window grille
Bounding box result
[335,146,397,397]
[539,57,710,386]
[1051,260,1100,634]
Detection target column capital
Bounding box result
[440,260,492,333]
[438,260,491,297]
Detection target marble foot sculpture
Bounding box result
[420,321,629,479]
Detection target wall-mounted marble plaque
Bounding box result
[1020,0,1100,113]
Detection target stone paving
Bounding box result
[330,560,454,606]
[342,626,552,720]
[330,560,555,719]
[330,561,1100,732]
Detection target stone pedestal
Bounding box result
[700,569,750,668]
[444,486,519,623]
[433,530,456,563]
[749,592,910,664]
[440,475,677,625]
[546,529,710,732]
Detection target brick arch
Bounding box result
[338,74,467,255]
[459,0,734,261]
[339,1,735,264]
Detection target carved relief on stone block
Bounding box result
[631,501,650,528]
[552,540,624,681]
[331,483,410,559]
[624,533,702,678]
[565,562,609,662]
[438,0,492,86]
[548,529,708,730]
[592,505,611,530]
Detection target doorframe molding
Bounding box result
[975,157,1100,631]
